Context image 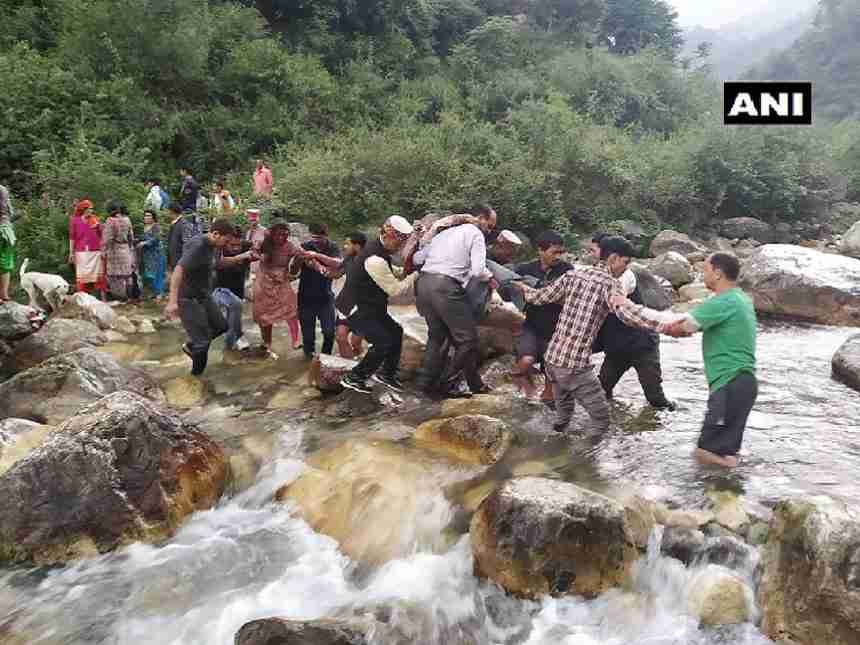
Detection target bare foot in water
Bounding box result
[694,448,739,468]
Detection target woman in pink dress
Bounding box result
[253,219,304,358]
[68,199,106,300]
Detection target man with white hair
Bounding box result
[489,229,522,267]
[339,215,421,394]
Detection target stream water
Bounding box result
[1,306,858,645]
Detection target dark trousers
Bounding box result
[347,308,403,381]
[299,299,336,358]
[178,296,227,375]
[598,345,672,408]
[416,273,484,393]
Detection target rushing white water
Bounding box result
[0,433,774,645]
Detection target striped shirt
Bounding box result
[522,262,660,371]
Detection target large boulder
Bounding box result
[58,292,116,330]
[828,202,860,236]
[470,477,641,599]
[840,220,860,258]
[739,244,860,326]
[661,526,706,565]
[235,618,369,645]
[649,230,706,258]
[4,318,106,375]
[833,334,860,392]
[678,283,711,303]
[414,415,514,465]
[649,251,693,288]
[719,217,774,243]
[0,391,226,564]
[0,347,164,425]
[0,418,55,475]
[757,497,860,645]
[687,565,752,626]
[0,302,42,341]
[630,265,672,311]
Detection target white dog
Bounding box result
[19,259,70,313]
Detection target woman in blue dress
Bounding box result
[137,209,166,299]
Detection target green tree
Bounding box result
[598,0,682,56]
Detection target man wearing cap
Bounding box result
[489,229,522,267]
[339,215,421,394]
[413,203,497,397]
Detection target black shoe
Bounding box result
[181,343,192,359]
[372,373,404,393]
[340,374,373,394]
[653,400,677,411]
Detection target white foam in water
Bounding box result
[0,437,775,645]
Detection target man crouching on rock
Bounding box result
[165,218,234,376]
[511,236,665,434]
[658,252,757,468]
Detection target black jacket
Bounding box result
[341,238,392,315]
[299,237,340,305]
[593,284,658,355]
[514,259,573,339]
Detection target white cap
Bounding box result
[386,215,414,235]
[497,229,522,245]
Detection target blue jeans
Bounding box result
[211,287,244,349]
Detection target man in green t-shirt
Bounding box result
[659,252,757,468]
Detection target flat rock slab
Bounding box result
[415,414,514,465]
[4,318,106,375]
[235,618,369,645]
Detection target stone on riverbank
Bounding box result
[0,391,226,564]
[661,527,706,565]
[58,292,116,330]
[470,477,641,599]
[757,497,860,645]
[0,418,56,475]
[719,217,774,243]
[649,252,693,288]
[739,244,860,326]
[839,220,860,258]
[235,618,369,645]
[649,230,706,258]
[678,283,711,303]
[0,302,42,341]
[630,265,672,310]
[0,347,164,425]
[415,415,514,465]
[687,565,751,626]
[4,318,105,375]
[832,334,860,392]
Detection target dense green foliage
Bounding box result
[0,0,858,276]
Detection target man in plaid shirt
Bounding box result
[512,236,664,433]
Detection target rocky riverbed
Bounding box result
[0,229,859,645]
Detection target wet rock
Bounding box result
[439,394,511,419]
[654,506,715,529]
[649,252,693,288]
[739,244,860,326]
[700,535,754,572]
[678,283,711,303]
[266,386,319,410]
[687,565,751,626]
[275,439,453,565]
[747,521,770,546]
[0,347,164,425]
[720,217,774,243]
[137,319,156,334]
[605,490,657,550]
[58,292,116,330]
[707,490,750,534]
[661,527,706,565]
[630,265,672,311]
[235,618,369,645]
[757,497,860,645]
[104,330,127,343]
[415,415,514,465]
[4,318,105,375]
[0,418,56,475]
[309,354,356,392]
[323,390,383,419]
[840,220,860,258]
[113,316,136,334]
[470,477,641,599]
[0,391,226,564]
[832,334,860,392]
[164,375,208,408]
[0,302,42,341]
[649,230,706,258]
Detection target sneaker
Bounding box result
[235,337,250,352]
[340,374,373,394]
[181,343,192,359]
[372,373,405,393]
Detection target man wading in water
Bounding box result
[658,252,757,468]
[511,236,664,434]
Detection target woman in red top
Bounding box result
[68,199,106,300]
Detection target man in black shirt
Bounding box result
[212,226,256,352]
[295,223,342,359]
[333,232,367,359]
[165,218,233,375]
[511,231,572,402]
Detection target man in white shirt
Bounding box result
[144,179,164,211]
[339,216,421,395]
[413,204,497,396]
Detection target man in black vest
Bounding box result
[592,234,675,410]
[339,216,419,394]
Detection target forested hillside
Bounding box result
[0,0,857,274]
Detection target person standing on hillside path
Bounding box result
[657,253,757,468]
[339,216,419,394]
[413,204,497,397]
[178,167,199,212]
[510,236,666,434]
[253,160,273,199]
[165,218,233,376]
[0,184,16,303]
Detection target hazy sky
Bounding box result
[667,0,816,28]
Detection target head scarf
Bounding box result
[73,200,94,218]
